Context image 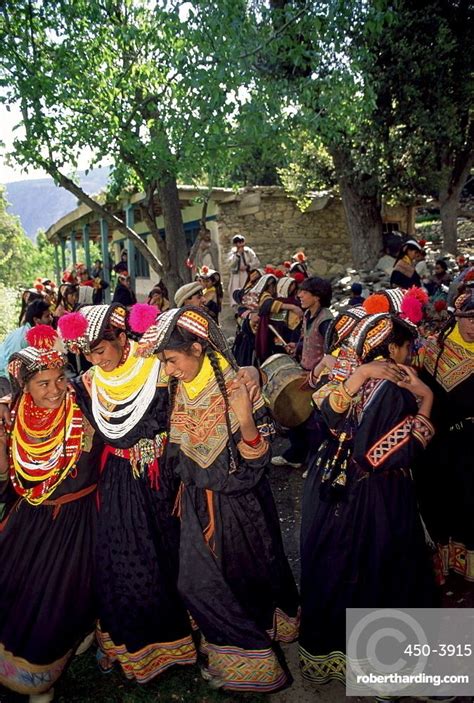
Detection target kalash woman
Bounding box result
[0,326,101,703]
[57,303,196,683]
[415,286,474,584]
[137,307,300,693]
[299,312,438,686]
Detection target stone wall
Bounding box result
[216,188,352,281]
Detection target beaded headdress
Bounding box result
[454,288,474,317]
[277,276,296,298]
[324,306,366,354]
[58,303,127,354]
[249,273,277,297]
[347,313,417,361]
[8,326,66,388]
[363,287,428,325]
[136,306,236,364]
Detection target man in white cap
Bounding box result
[227,235,260,307]
[174,281,206,308]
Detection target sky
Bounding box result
[0,103,99,184]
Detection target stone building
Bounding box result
[46,185,416,299]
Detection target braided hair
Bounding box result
[433,284,474,380]
[162,325,240,469]
[207,348,239,472]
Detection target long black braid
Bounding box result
[207,348,239,472]
[433,315,456,381]
[167,376,179,432]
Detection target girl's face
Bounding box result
[85,333,127,372]
[388,340,412,365]
[26,367,68,409]
[200,277,212,289]
[458,316,474,343]
[159,343,203,382]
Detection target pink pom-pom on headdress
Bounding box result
[57,312,89,340]
[26,325,57,350]
[404,286,428,305]
[129,303,158,334]
[400,296,423,324]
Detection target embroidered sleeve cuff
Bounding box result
[412,414,435,448]
[237,438,269,460]
[328,382,353,414]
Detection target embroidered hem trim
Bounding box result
[299,646,346,684]
[265,607,300,643]
[0,642,71,694]
[206,641,288,692]
[435,540,474,584]
[96,627,196,683]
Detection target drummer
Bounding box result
[254,272,304,364]
[271,277,333,469]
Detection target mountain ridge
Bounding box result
[4,168,109,240]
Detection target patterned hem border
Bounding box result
[436,540,474,583]
[299,645,346,684]
[206,641,288,692]
[97,627,197,683]
[266,607,300,643]
[0,642,71,694]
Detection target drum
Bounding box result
[260,353,313,428]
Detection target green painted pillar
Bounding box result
[82,224,91,271]
[70,230,77,266]
[53,241,61,285]
[125,205,136,290]
[60,238,67,272]
[100,218,111,303]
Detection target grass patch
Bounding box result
[0,649,266,702]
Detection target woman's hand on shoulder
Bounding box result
[358,360,409,384]
[228,379,253,421]
[395,364,433,400]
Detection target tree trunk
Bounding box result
[157,175,191,300]
[331,147,383,269]
[438,147,474,255]
[439,190,459,255]
[47,166,163,276]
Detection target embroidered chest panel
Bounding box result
[423,338,474,392]
[170,383,239,468]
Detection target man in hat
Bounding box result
[174,281,206,309]
[227,235,260,307]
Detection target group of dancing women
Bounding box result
[0,269,472,702]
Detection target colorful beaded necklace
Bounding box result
[9,389,84,505]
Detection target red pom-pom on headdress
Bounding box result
[291,272,305,284]
[434,300,447,312]
[465,270,474,283]
[26,325,57,350]
[129,303,158,334]
[363,294,390,314]
[293,251,307,262]
[418,239,427,247]
[57,312,88,340]
[283,260,291,269]
[400,296,423,324]
[34,282,45,292]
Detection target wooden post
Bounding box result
[53,241,61,286]
[125,205,136,290]
[60,238,67,271]
[100,218,111,303]
[70,230,77,266]
[82,224,91,271]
